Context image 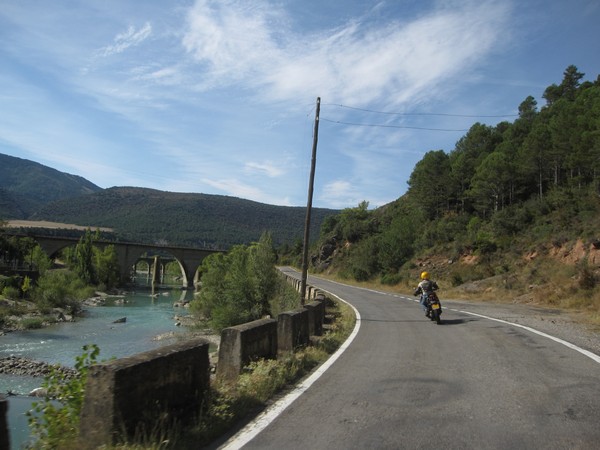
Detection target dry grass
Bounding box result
[6,219,113,232]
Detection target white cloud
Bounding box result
[181,0,511,106]
[98,22,152,57]
[319,180,363,209]
[244,161,285,177]
[182,1,283,85]
[201,177,292,205]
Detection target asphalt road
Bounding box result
[219,268,600,450]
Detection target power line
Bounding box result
[320,117,468,132]
[324,103,518,118]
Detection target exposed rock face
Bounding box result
[311,237,339,270]
[549,239,599,266]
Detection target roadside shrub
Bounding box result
[344,236,380,281]
[450,272,464,287]
[578,262,596,290]
[380,273,403,285]
[474,231,497,254]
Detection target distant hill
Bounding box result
[0,153,101,217]
[1,153,337,249]
[30,187,334,249]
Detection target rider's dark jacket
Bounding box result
[414,279,439,297]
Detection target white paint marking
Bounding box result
[385,290,600,365]
[222,272,599,449]
[452,309,600,364]
[219,290,361,450]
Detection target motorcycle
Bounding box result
[425,292,442,324]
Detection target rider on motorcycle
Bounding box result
[414,271,439,318]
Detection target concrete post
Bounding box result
[79,338,210,449]
[277,308,310,353]
[0,394,9,450]
[217,318,278,383]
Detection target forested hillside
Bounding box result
[0,154,338,249]
[0,153,101,217]
[304,66,600,315]
[29,186,336,249]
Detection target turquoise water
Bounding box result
[1,284,196,449]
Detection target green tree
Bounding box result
[74,229,96,284]
[521,118,552,199]
[378,212,418,273]
[93,244,120,289]
[469,151,513,215]
[32,270,94,312]
[249,232,278,316]
[408,150,451,219]
[449,123,502,212]
[336,201,373,243]
[193,234,280,331]
[31,245,52,275]
[344,235,380,281]
[543,65,584,105]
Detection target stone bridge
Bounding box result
[5,233,223,288]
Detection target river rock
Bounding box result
[29,387,48,397]
[0,356,76,380]
[113,317,127,323]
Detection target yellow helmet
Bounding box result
[420,271,430,280]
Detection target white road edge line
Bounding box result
[451,308,600,364]
[218,289,361,450]
[388,294,600,365]
[220,275,599,449]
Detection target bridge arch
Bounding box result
[4,233,223,288]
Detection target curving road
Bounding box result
[218,268,600,449]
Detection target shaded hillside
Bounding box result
[31,187,337,249]
[0,188,30,219]
[0,153,101,218]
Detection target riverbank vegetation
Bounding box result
[190,232,301,332]
[22,293,355,449]
[0,228,120,332]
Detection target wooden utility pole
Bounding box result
[301,97,321,305]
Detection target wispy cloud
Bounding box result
[181,0,511,105]
[202,177,292,206]
[319,180,362,209]
[244,161,285,177]
[98,22,152,58]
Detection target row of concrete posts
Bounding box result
[0,273,329,449]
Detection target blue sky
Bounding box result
[1,0,599,210]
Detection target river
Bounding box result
[1,279,199,450]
